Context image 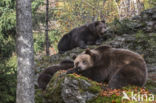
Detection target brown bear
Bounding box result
[67,45,147,89]
[38,59,74,90]
[58,21,107,53]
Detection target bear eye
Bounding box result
[82,60,87,65]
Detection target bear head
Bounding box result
[72,45,111,72]
[72,49,98,72]
[88,20,107,37]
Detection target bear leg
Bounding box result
[38,74,52,90]
[95,38,103,45]
[87,41,95,45]
[78,40,87,49]
[108,65,145,89]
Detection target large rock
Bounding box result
[43,71,101,103]
[35,7,156,103]
[35,71,156,103]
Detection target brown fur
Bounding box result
[67,45,147,89]
[38,59,74,90]
[58,21,107,53]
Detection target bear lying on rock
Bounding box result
[67,45,148,89]
[58,21,107,53]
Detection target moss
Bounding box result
[88,85,101,94]
[44,72,103,103]
[68,74,102,93]
[145,80,156,94]
[146,80,156,89]
[37,70,156,103]
[35,89,44,103]
[67,74,90,81]
[87,94,122,103]
[88,85,156,103]
[79,88,85,94]
[87,81,102,94]
[44,71,66,103]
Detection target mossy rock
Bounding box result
[35,89,45,103]
[43,71,101,103]
[38,71,156,103]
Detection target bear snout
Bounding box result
[76,67,81,72]
[101,27,108,34]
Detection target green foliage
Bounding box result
[103,0,119,22]
[0,72,16,103]
[135,30,145,39]
[32,0,45,30]
[88,95,122,103]
[0,0,16,38]
[0,56,17,103]
[110,18,136,35]
[144,0,156,9]
[34,29,61,54]
[49,30,61,51]
[32,0,44,12]
[55,0,105,33]
[0,0,16,59]
[35,89,44,103]
[0,0,17,102]
[34,33,45,53]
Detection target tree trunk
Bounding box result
[45,0,50,56]
[114,0,120,19]
[119,0,144,20]
[100,0,106,20]
[16,0,34,102]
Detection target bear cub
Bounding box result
[38,59,74,90]
[58,21,107,53]
[67,45,147,89]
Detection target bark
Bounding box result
[16,0,34,103]
[114,0,120,19]
[100,0,106,20]
[119,0,144,20]
[45,0,50,56]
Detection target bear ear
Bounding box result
[85,49,96,61]
[72,55,77,60]
[85,49,91,54]
[85,49,94,56]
